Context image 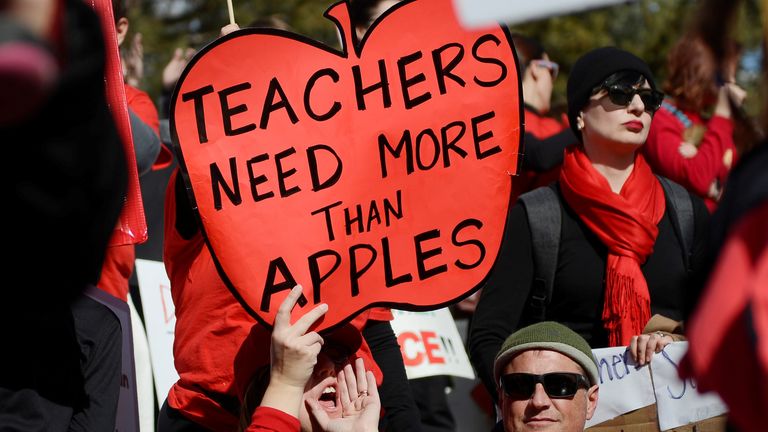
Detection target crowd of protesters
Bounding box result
[1,0,766,431]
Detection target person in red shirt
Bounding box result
[158,11,421,430]
[509,33,577,204]
[97,0,169,301]
[239,286,381,432]
[159,169,410,431]
[643,33,746,211]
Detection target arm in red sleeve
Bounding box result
[125,84,173,170]
[645,109,735,198]
[245,406,300,432]
[125,84,159,135]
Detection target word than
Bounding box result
[311,190,403,242]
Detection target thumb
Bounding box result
[173,47,184,60]
[306,398,330,428]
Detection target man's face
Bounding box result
[499,350,598,432]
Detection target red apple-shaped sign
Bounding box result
[171,0,522,330]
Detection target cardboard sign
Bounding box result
[135,259,179,404]
[650,343,727,431]
[390,309,475,379]
[84,285,139,432]
[585,343,728,430]
[171,0,521,330]
[586,347,655,428]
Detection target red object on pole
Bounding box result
[86,0,147,246]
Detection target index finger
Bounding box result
[274,285,304,331]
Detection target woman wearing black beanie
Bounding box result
[469,47,709,403]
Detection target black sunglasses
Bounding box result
[602,85,664,113]
[500,372,590,399]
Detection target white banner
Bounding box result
[391,309,475,380]
[585,346,655,427]
[650,342,728,430]
[135,259,179,405]
[452,0,633,28]
[583,342,728,429]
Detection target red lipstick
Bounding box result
[624,120,643,132]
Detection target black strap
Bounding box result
[519,185,561,322]
[657,176,694,270]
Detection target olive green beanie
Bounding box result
[493,322,599,386]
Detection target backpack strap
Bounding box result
[656,175,694,271]
[518,185,561,322]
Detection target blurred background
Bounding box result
[125,0,765,119]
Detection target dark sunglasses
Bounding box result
[531,59,559,79]
[602,85,664,113]
[500,372,590,399]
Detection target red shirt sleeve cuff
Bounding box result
[249,406,300,431]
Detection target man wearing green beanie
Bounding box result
[492,322,600,432]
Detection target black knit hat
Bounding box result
[566,46,657,140]
[494,322,599,386]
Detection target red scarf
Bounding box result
[559,146,666,346]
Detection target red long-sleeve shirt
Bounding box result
[163,169,388,430]
[245,406,300,432]
[644,104,735,211]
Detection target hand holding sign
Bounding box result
[269,285,328,390]
[171,0,522,330]
[261,285,328,418]
[629,332,674,366]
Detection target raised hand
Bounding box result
[269,285,328,389]
[162,47,196,91]
[124,32,144,87]
[307,358,380,432]
[260,285,327,418]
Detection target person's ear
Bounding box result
[116,17,129,46]
[584,385,599,420]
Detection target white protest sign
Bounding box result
[390,308,475,380]
[650,342,727,430]
[452,0,630,28]
[135,259,179,404]
[586,346,655,427]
